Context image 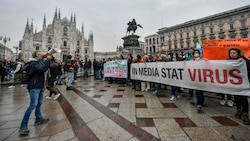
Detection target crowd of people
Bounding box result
[101,47,250,125]
[0,47,249,136]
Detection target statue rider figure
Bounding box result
[127,19,142,35]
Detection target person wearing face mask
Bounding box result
[186,48,194,100]
[192,49,205,113]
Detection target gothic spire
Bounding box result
[70,12,73,22]
[82,23,84,33]
[74,13,76,23]
[58,8,61,19]
[54,8,57,20]
[43,13,46,29]
[31,18,33,34]
[24,18,30,34]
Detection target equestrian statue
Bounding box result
[126,19,143,35]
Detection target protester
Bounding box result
[65,55,74,90]
[192,49,205,113]
[126,54,133,86]
[46,56,61,100]
[141,55,150,92]
[228,48,250,125]
[170,53,183,101]
[8,59,23,89]
[185,48,194,100]
[132,55,142,90]
[19,51,51,135]
[55,60,63,85]
[153,54,162,95]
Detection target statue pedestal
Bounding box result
[121,35,144,57]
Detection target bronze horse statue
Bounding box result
[126,19,143,35]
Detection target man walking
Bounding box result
[8,59,23,88]
[19,51,51,135]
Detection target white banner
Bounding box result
[131,60,250,96]
[104,60,128,78]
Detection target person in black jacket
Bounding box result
[46,56,61,100]
[228,48,250,125]
[19,51,51,135]
[56,60,63,85]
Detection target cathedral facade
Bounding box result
[20,9,94,62]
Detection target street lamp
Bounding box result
[13,46,19,60]
[0,36,11,60]
[161,44,165,54]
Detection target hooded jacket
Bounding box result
[27,58,50,90]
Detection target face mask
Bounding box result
[194,54,199,58]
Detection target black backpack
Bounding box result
[21,62,30,84]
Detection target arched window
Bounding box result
[85,49,88,54]
[36,46,39,51]
[48,47,51,51]
[77,40,80,46]
[48,37,52,43]
[63,27,68,36]
[64,41,67,46]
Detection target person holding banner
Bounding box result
[126,54,133,86]
[192,49,205,113]
[228,48,250,125]
[141,55,150,92]
[185,48,194,100]
[153,54,162,95]
[132,55,142,90]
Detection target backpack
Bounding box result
[21,62,30,84]
[63,63,69,72]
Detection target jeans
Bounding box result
[21,88,44,127]
[0,76,1,88]
[95,69,100,79]
[155,83,161,92]
[56,75,62,84]
[66,72,74,87]
[171,86,177,96]
[83,68,88,77]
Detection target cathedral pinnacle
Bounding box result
[43,13,46,29]
[74,13,76,23]
[58,8,61,19]
[54,8,58,20]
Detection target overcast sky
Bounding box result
[0,0,249,53]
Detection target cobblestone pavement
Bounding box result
[0,76,250,141]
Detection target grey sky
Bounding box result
[0,0,249,52]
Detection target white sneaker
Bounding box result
[220,100,226,106]
[8,85,15,89]
[177,93,182,99]
[141,89,145,92]
[46,96,52,100]
[170,96,176,101]
[226,100,234,107]
[20,84,25,87]
[153,90,158,95]
[53,93,61,100]
[145,89,148,92]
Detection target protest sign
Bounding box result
[131,60,250,96]
[104,60,128,78]
[203,38,250,60]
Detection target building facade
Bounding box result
[94,51,117,61]
[20,9,94,62]
[0,43,14,61]
[144,5,250,54]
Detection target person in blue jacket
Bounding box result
[19,51,52,135]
